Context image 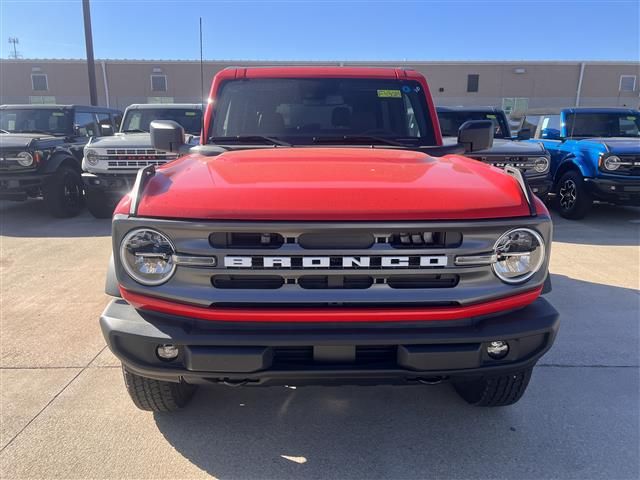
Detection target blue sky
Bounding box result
[1,0,638,61]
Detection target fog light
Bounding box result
[157,344,179,360]
[486,341,509,359]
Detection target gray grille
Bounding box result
[112,217,553,308]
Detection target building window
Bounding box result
[31,73,48,91]
[467,74,479,93]
[619,75,636,92]
[29,95,56,104]
[151,74,167,92]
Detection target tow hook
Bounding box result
[218,378,251,387]
[416,376,447,385]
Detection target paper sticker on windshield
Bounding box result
[52,112,65,116]
[377,89,402,98]
[627,116,636,121]
[185,111,197,116]
[486,114,496,119]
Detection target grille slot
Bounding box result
[298,275,373,289]
[212,275,283,289]
[298,232,374,249]
[386,274,459,289]
[210,232,284,249]
[389,231,462,248]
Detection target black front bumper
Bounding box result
[100,297,559,386]
[585,177,640,205]
[0,173,50,200]
[82,172,136,197]
[527,176,552,197]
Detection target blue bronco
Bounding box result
[524,107,640,219]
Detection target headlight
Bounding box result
[532,156,549,173]
[84,149,99,166]
[603,155,621,171]
[16,151,34,167]
[120,228,176,286]
[492,228,545,284]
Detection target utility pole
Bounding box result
[7,37,20,59]
[82,0,98,105]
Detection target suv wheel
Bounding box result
[122,366,197,412]
[43,166,85,218]
[453,367,533,407]
[86,188,116,218]
[556,171,592,219]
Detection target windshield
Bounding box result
[210,78,436,146]
[566,113,640,138]
[0,108,72,135]
[121,108,202,135]
[437,111,509,138]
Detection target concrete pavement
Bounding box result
[1,199,638,479]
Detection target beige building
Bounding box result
[1,59,639,114]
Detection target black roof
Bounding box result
[0,104,122,113]
[436,105,503,113]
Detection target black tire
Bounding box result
[555,170,592,219]
[453,367,533,407]
[43,166,85,218]
[86,188,116,218]
[122,366,197,412]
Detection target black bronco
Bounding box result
[0,104,121,217]
[437,106,552,199]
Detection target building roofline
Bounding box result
[1,58,639,66]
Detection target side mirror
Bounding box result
[516,128,531,140]
[458,120,493,153]
[150,120,185,152]
[541,128,561,140]
[99,123,114,136]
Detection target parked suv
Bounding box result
[100,67,559,412]
[524,107,640,218]
[82,104,203,218]
[0,104,121,217]
[437,106,552,199]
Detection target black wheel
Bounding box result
[555,171,592,219]
[453,367,533,407]
[43,166,85,218]
[86,188,116,218]
[122,366,197,412]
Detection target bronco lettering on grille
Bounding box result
[224,255,448,268]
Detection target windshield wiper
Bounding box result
[0,129,9,134]
[13,129,56,135]
[122,129,148,133]
[209,135,291,146]
[312,135,409,147]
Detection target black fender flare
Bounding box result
[105,254,122,297]
[41,150,79,174]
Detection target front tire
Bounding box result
[122,366,197,412]
[453,367,533,407]
[43,166,85,218]
[556,171,592,219]
[86,188,116,218]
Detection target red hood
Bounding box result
[134,148,530,220]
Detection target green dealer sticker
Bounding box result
[377,89,402,98]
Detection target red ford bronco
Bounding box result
[100,67,559,411]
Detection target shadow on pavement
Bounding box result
[550,204,639,246]
[0,200,111,238]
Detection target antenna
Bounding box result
[8,37,21,59]
[199,17,205,138]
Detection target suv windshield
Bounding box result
[566,113,640,138]
[0,108,72,135]
[438,111,509,138]
[210,78,436,146]
[121,108,202,135]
